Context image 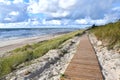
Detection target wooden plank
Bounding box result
[62,35,103,80]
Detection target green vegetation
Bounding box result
[90,21,120,49]
[60,73,65,78]
[0,30,83,78]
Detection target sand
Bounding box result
[89,34,120,80]
[0,34,64,57]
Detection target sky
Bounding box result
[0,0,120,28]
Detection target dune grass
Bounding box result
[0,30,84,78]
[90,21,120,49]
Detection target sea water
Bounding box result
[0,28,79,41]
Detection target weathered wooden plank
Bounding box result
[62,35,103,80]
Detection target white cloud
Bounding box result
[27,0,78,18]
[74,17,108,25]
[0,2,28,23]
[27,0,120,20]
[0,0,120,26]
[112,7,120,11]
[59,0,77,9]
[28,0,49,13]
[3,11,20,22]
[13,0,24,4]
[90,19,107,25]
[43,20,61,25]
[28,3,40,13]
[0,0,4,2]
[50,11,69,17]
[0,22,29,28]
[4,17,11,21]
[9,11,19,16]
[75,19,88,25]
[112,7,120,13]
[0,0,11,5]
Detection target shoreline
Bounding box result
[0,31,72,42]
[0,33,67,57]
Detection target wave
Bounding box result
[0,28,78,40]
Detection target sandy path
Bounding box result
[0,34,64,57]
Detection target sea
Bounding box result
[0,28,79,41]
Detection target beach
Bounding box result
[1,35,80,80]
[0,30,83,80]
[0,33,65,57]
[0,28,78,54]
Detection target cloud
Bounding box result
[3,11,20,22]
[9,11,19,16]
[75,19,88,25]
[0,0,120,26]
[74,17,107,25]
[27,0,77,18]
[112,7,120,11]
[27,2,40,14]
[0,0,12,5]
[43,20,61,25]
[28,0,119,20]
[13,0,24,4]
[59,0,77,9]
[0,2,28,23]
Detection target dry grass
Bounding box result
[90,21,120,49]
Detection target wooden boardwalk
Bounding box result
[62,35,103,80]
